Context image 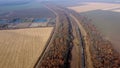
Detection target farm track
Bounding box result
[69,16,85,68]
[70,14,93,68]
[34,24,56,68]
[64,10,86,68]
[34,5,59,68]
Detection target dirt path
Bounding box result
[68,16,82,68]
[70,14,94,68]
[34,5,59,68]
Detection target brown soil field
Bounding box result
[68,2,120,13]
[0,27,53,68]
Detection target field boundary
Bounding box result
[34,4,58,68]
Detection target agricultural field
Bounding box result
[0,1,56,19]
[67,2,120,13]
[80,10,120,52]
[0,2,56,29]
[0,8,55,19]
[1,0,120,68]
[0,27,53,68]
[67,2,120,53]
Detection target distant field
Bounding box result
[68,2,120,53]
[0,7,55,19]
[0,2,55,19]
[68,2,120,13]
[0,1,43,14]
[0,27,53,68]
[80,10,120,53]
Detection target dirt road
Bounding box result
[70,14,93,68]
[34,5,59,68]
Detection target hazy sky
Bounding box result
[0,0,33,4]
[0,0,120,3]
[0,0,31,1]
[0,0,119,1]
[0,0,32,2]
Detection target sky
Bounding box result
[0,0,32,3]
[0,0,31,1]
[0,0,32,5]
[0,0,120,4]
[0,0,119,2]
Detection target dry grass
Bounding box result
[68,2,120,13]
[0,27,53,68]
